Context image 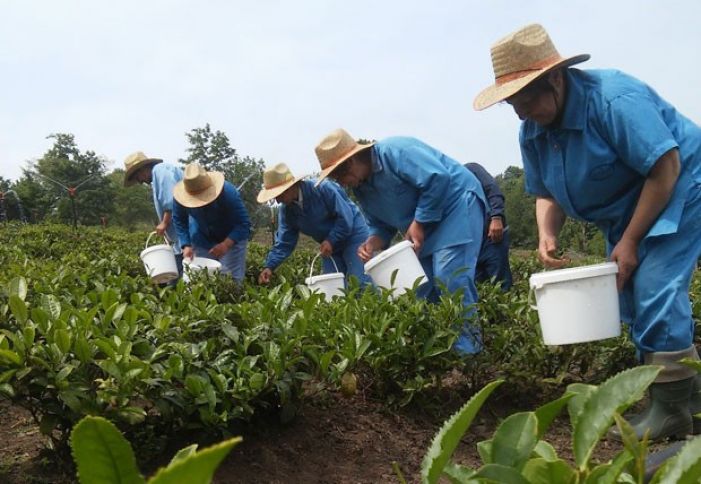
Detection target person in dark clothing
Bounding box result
[465,163,512,290]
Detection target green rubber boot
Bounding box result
[610,377,694,441]
[690,374,701,434]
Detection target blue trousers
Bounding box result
[476,228,512,291]
[323,231,373,287]
[417,194,484,355]
[195,240,248,283]
[619,181,701,353]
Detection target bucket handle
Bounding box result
[527,286,538,311]
[144,231,171,250]
[309,253,340,280]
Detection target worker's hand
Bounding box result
[487,217,504,243]
[537,236,569,269]
[155,221,168,237]
[319,240,333,257]
[258,268,273,285]
[209,238,234,258]
[405,220,425,255]
[610,237,639,291]
[182,246,194,261]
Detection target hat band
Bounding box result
[495,54,562,85]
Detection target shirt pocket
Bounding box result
[588,162,616,181]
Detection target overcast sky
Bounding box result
[2,1,700,183]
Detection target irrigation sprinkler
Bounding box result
[33,172,100,229]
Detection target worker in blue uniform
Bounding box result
[475,23,701,440]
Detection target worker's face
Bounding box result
[331,157,367,188]
[506,71,564,126]
[275,183,299,205]
[134,166,153,184]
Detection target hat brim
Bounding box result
[173,171,225,208]
[256,175,307,203]
[473,54,590,111]
[314,142,375,187]
[124,158,163,187]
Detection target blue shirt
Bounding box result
[353,137,487,256]
[265,179,369,269]
[151,163,183,254]
[521,68,701,246]
[173,181,251,250]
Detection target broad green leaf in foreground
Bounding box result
[573,366,660,469]
[149,437,241,484]
[650,435,701,484]
[421,380,503,484]
[70,416,145,484]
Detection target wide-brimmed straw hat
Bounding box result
[256,163,306,203]
[173,163,225,208]
[473,23,590,111]
[314,128,375,185]
[123,151,163,187]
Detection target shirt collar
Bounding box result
[294,184,304,209]
[370,146,383,174]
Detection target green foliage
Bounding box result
[70,415,239,484]
[420,366,701,484]
[13,133,115,225]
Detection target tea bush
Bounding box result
[1,223,698,457]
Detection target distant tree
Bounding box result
[496,166,537,248]
[107,169,154,230]
[14,134,115,226]
[180,124,266,228]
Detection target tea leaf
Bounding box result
[573,366,660,468]
[149,437,241,484]
[70,416,145,484]
[8,276,28,301]
[421,380,502,484]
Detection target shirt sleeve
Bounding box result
[318,181,354,247]
[220,183,251,243]
[363,210,396,247]
[390,144,450,223]
[153,167,179,213]
[172,200,191,247]
[264,209,299,269]
[600,92,679,176]
[466,163,505,219]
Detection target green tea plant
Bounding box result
[419,366,701,483]
[70,415,239,484]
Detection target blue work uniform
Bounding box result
[173,181,251,282]
[353,137,487,354]
[521,68,701,353]
[465,162,513,291]
[151,163,183,254]
[265,179,371,285]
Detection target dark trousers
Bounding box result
[476,228,512,291]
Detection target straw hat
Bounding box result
[256,163,306,203]
[314,128,375,184]
[172,163,225,208]
[473,23,590,111]
[123,151,163,187]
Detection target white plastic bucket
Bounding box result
[305,254,345,301]
[183,257,222,283]
[140,232,178,284]
[364,240,427,297]
[529,262,621,345]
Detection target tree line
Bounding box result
[0,126,604,256]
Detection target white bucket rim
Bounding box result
[529,262,618,289]
[140,244,173,259]
[305,272,345,285]
[363,240,414,272]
